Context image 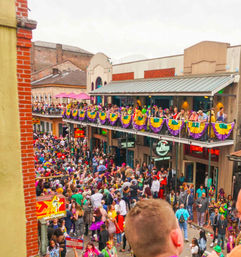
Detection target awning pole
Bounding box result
[149,138,153,170]
[175,142,178,191]
[208,96,213,188]
[126,133,128,165]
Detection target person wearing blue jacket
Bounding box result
[175,203,190,242]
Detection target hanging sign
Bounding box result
[118,138,135,149]
[154,140,170,156]
[36,195,66,220]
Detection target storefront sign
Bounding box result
[189,145,220,156]
[154,156,171,161]
[154,140,170,156]
[36,195,66,220]
[66,237,84,250]
[74,128,85,138]
[119,138,135,149]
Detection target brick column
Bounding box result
[16,0,38,256]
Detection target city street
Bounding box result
[66,225,226,257]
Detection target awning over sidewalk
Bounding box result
[90,74,237,96]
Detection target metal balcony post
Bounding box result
[208,96,213,188]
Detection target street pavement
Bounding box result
[66,224,227,257]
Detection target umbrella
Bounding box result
[66,92,78,99]
[97,165,107,172]
[75,93,91,100]
[55,93,68,98]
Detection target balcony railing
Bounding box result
[62,109,235,142]
[32,108,62,116]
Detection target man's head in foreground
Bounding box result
[125,199,183,257]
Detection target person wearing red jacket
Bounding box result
[115,212,124,246]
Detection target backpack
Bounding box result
[179,213,185,223]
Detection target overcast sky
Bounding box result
[29,0,241,61]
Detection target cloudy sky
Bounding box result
[29,0,241,61]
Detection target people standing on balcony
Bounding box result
[176,108,186,120]
[172,106,178,119]
[189,111,199,121]
[217,107,227,122]
[198,110,208,123]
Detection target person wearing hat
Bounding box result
[101,240,118,257]
[213,245,224,257]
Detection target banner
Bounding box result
[74,128,85,138]
[78,110,86,121]
[66,109,71,119]
[166,119,184,136]
[87,111,98,122]
[149,117,165,133]
[36,195,66,220]
[66,237,84,250]
[72,109,78,120]
[99,112,107,124]
[187,121,208,139]
[109,113,119,125]
[212,122,234,140]
[61,109,66,118]
[120,115,132,128]
[133,115,147,130]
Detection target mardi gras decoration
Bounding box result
[78,110,86,121]
[211,122,234,140]
[66,109,71,118]
[87,111,98,122]
[99,112,107,125]
[109,113,119,125]
[61,109,66,118]
[120,115,132,128]
[166,119,185,136]
[133,115,147,130]
[149,117,165,133]
[187,121,208,139]
[72,109,78,120]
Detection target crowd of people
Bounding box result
[33,100,228,123]
[32,102,63,115]
[34,133,240,257]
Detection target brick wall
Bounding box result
[112,72,134,81]
[16,0,38,256]
[144,68,175,78]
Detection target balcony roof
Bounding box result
[90,74,238,97]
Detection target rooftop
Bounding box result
[33,41,93,55]
[32,69,86,87]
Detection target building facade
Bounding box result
[79,41,241,195]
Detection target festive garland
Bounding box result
[72,109,78,120]
[87,111,98,122]
[61,109,66,118]
[187,121,208,139]
[166,119,185,136]
[211,122,234,140]
[99,112,107,124]
[109,113,119,125]
[120,115,132,128]
[133,115,147,130]
[78,110,86,121]
[66,109,71,118]
[149,117,165,133]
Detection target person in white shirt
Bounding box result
[151,176,160,198]
[116,193,127,216]
[90,188,103,209]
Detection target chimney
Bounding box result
[56,43,63,64]
[52,68,59,75]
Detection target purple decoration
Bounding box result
[87,112,98,122]
[99,112,107,125]
[78,110,86,121]
[108,113,119,125]
[211,122,234,140]
[165,119,185,136]
[89,221,104,231]
[149,118,165,133]
[61,109,66,118]
[133,122,147,131]
[187,122,209,139]
[120,115,132,128]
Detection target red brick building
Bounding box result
[16,0,39,256]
